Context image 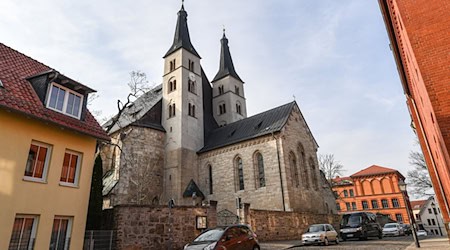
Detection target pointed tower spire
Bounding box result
[212,30,242,82]
[164,1,200,58]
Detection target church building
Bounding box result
[101,3,336,215]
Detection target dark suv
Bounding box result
[340,212,383,241]
[184,224,260,250]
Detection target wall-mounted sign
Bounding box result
[196,216,207,230]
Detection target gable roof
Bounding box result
[332,176,353,186]
[351,165,404,179]
[199,101,296,153]
[103,84,164,134]
[0,43,108,141]
[182,179,205,199]
[410,199,427,211]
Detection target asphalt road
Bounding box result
[289,235,416,250]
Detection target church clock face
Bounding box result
[189,72,196,81]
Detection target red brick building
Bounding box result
[333,165,410,224]
[378,0,450,237]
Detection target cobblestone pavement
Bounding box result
[261,235,446,250]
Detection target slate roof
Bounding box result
[0,43,109,141]
[212,32,243,83]
[163,4,200,58]
[103,84,164,134]
[351,165,405,179]
[199,101,296,153]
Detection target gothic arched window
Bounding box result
[289,152,299,187]
[235,157,245,191]
[309,157,319,190]
[208,164,213,194]
[297,143,309,189]
[254,152,265,188]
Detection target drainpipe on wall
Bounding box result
[271,131,286,211]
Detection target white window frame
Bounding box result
[50,216,73,250]
[23,140,52,183]
[46,82,84,119]
[9,215,39,250]
[59,149,83,187]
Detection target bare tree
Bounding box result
[407,150,433,197]
[318,154,345,183]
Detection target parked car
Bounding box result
[417,230,428,236]
[183,224,260,250]
[400,224,412,235]
[302,224,339,246]
[340,212,383,241]
[382,223,404,237]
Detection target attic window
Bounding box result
[254,121,263,130]
[46,82,83,119]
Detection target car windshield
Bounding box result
[307,225,325,232]
[194,228,225,242]
[341,214,362,226]
[384,224,397,228]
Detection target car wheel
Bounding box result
[378,232,383,239]
[335,238,339,245]
[323,238,329,246]
[252,245,260,250]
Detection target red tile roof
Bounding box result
[351,165,404,178]
[410,200,427,210]
[0,43,109,141]
[331,176,353,186]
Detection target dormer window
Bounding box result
[46,83,83,119]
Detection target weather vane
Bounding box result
[293,95,296,101]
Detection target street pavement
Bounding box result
[260,235,449,250]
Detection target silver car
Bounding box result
[302,224,339,246]
[382,223,404,237]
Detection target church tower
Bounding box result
[212,31,247,126]
[161,3,204,205]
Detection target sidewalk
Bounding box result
[405,237,449,250]
[260,240,301,250]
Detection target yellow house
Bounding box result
[0,43,109,250]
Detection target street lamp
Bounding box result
[398,180,420,248]
[430,202,443,236]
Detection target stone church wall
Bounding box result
[279,106,330,213]
[198,135,285,213]
[102,126,165,206]
[112,203,217,250]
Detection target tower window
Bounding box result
[188,80,196,94]
[219,103,226,115]
[168,103,176,118]
[188,59,194,71]
[235,86,240,95]
[169,59,176,71]
[188,103,196,117]
[236,103,242,115]
[218,85,224,95]
[169,80,177,92]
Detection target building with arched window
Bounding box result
[332,165,410,224]
[100,3,336,216]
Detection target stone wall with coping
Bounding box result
[113,202,217,250]
[247,209,341,241]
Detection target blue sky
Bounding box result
[0,0,419,190]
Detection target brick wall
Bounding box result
[247,209,341,241]
[113,203,217,250]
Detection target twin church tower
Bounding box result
[161,3,247,203]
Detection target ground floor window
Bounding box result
[8,215,39,250]
[50,217,72,250]
[395,213,403,223]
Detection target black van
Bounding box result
[340,212,383,240]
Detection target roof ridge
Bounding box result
[0,42,53,72]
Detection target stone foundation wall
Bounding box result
[113,203,217,250]
[247,209,341,241]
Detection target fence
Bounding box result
[83,230,116,250]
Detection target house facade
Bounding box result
[101,3,337,216]
[0,43,108,249]
[379,0,450,237]
[412,197,447,236]
[332,165,410,224]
